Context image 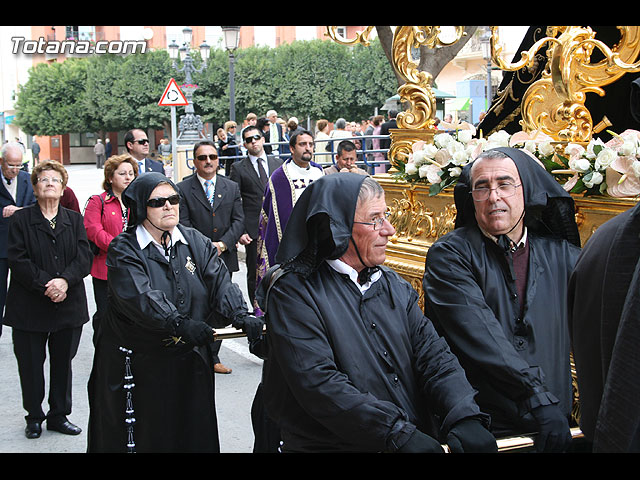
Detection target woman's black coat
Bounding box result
[3,204,92,332]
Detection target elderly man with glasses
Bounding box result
[0,142,36,338]
[422,147,582,453]
[254,173,497,453]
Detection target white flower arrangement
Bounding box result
[393,125,640,198]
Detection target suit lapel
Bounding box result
[191,175,212,212]
[211,177,226,212]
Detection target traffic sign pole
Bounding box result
[158,78,188,183]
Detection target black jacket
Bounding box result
[568,202,640,451]
[424,226,579,433]
[177,174,244,272]
[229,155,283,239]
[423,147,581,435]
[100,224,249,354]
[3,204,91,332]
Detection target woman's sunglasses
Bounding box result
[147,194,180,208]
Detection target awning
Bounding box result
[448,97,471,111]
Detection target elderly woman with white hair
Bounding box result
[4,160,91,439]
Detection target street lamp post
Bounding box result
[480,27,493,115]
[169,27,210,145]
[221,26,241,123]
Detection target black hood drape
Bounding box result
[122,172,181,232]
[453,147,581,248]
[273,173,368,276]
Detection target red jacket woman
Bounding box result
[83,154,138,342]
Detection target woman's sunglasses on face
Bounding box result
[147,194,180,208]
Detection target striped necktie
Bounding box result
[205,180,214,206]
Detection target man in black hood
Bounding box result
[256,173,496,453]
[423,147,581,452]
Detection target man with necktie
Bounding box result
[177,140,244,374]
[124,129,165,175]
[266,110,284,156]
[0,143,36,337]
[229,126,282,308]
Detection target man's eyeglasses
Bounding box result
[354,211,391,231]
[471,183,521,202]
[147,194,180,208]
[196,154,218,161]
[133,139,149,145]
[244,134,262,143]
[4,165,22,170]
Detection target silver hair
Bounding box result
[1,142,23,159]
[357,176,384,205]
[470,149,512,180]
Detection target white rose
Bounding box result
[569,158,591,173]
[405,163,418,176]
[412,149,428,166]
[418,164,430,178]
[449,166,462,177]
[434,133,454,149]
[457,130,473,144]
[595,148,617,170]
[538,141,555,157]
[584,171,604,188]
[632,161,640,178]
[523,140,537,154]
[487,130,510,147]
[451,150,468,166]
[423,143,439,159]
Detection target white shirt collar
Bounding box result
[136,224,188,257]
[197,173,216,189]
[326,258,382,293]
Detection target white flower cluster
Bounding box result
[400,127,640,198]
[405,127,517,185]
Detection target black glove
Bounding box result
[446,418,497,453]
[531,404,572,453]
[398,429,444,453]
[233,314,264,343]
[174,318,215,346]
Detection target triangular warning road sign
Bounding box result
[158,78,189,107]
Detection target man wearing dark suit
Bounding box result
[379,109,398,162]
[230,125,283,308]
[178,140,244,374]
[0,143,36,337]
[124,129,165,174]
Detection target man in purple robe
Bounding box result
[255,129,323,301]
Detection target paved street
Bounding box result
[0,164,263,453]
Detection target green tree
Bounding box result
[109,49,173,131]
[14,58,90,135]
